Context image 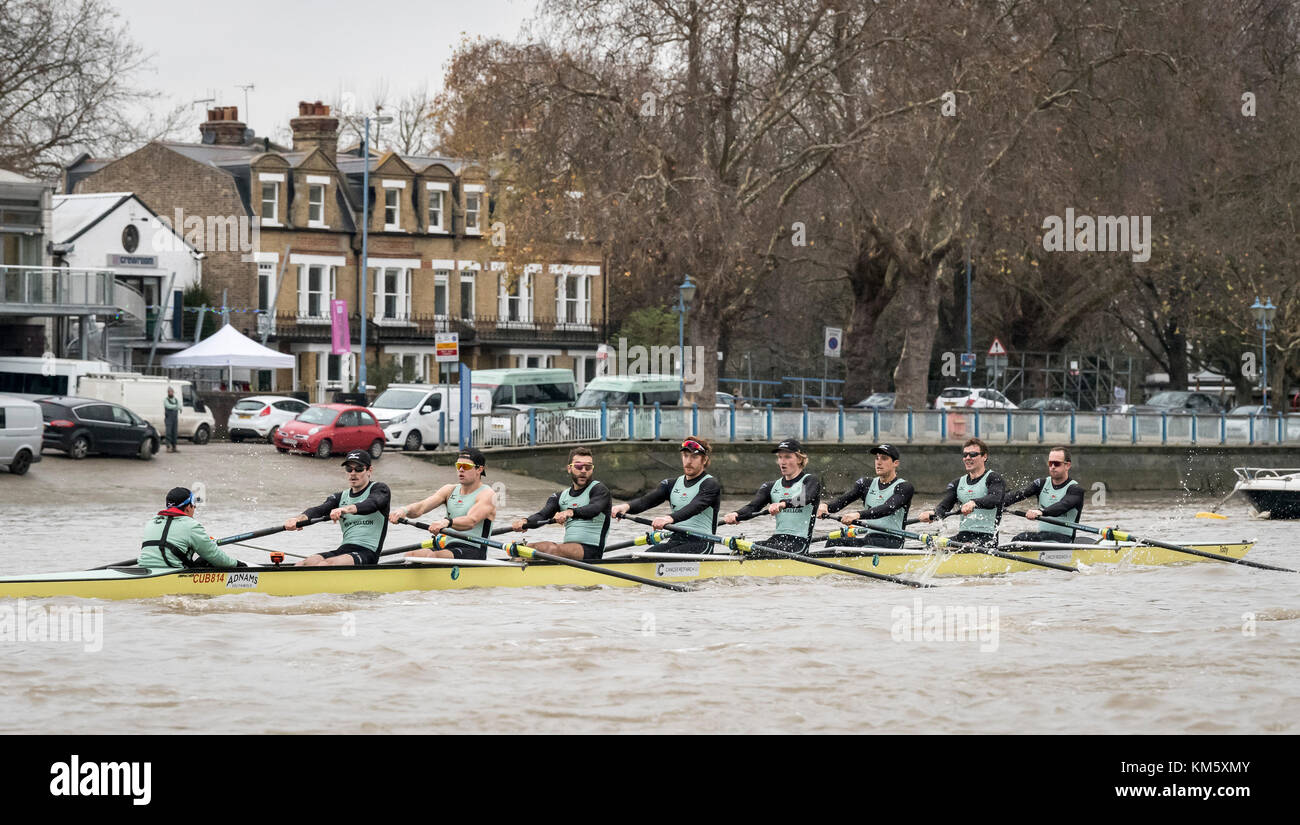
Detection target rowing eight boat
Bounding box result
[0,539,1257,600]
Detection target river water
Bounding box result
[1,444,1296,733]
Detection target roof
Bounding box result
[0,168,45,185]
[51,192,200,253]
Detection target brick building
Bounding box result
[65,103,606,398]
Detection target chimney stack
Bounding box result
[198,106,248,146]
[290,101,339,159]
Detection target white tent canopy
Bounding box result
[162,324,294,369]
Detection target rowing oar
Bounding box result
[618,514,930,588]
[1009,510,1296,574]
[822,515,1078,573]
[1196,484,1241,519]
[94,515,330,569]
[398,518,693,592]
[378,525,517,559]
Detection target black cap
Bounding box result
[772,438,803,453]
[166,486,194,508]
[870,443,901,460]
[341,450,372,469]
[456,448,487,474]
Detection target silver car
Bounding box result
[227,395,311,443]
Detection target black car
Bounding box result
[37,396,160,460]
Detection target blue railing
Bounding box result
[436,407,1300,449]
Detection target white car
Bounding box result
[934,387,1017,410]
[0,394,43,475]
[227,395,311,443]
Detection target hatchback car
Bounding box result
[37,396,160,460]
[228,395,311,443]
[274,404,385,459]
[933,387,1017,410]
[1020,397,1077,412]
[1134,391,1225,415]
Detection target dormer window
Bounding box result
[382,179,405,231]
[464,183,485,234]
[307,175,329,227]
[259,173,283,225]
[426,181,449,232]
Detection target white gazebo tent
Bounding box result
[162,324,294,390]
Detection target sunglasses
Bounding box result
[961,452,982,459]
[1047,460,1067,467]
[455,461,478,471]
[569,462,594,470]
[344,465,366,473]
[681,439,707,454]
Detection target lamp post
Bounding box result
[358,114,393,395]
[1251,296,1277,411]
[677,275,696,404]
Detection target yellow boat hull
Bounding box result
[0,541,1257,600]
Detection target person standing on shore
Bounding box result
[163,386,181,452]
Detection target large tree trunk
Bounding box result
[842,253,899,403]
[892,260,945,409]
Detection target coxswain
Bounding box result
[915,437,1006,548]
[510,447,611,560]
[610,436,721,554]
[1002,446,1086,543]
[722,438,820,557]
[817,443,914,549]
[138,486,242,568]
[286,449,391,565]
[390,448,497,560]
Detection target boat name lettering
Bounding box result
[190,572,225,584]
[655,562,700,578]
[225,572,259,589]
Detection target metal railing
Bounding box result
[426,405,1300,449]
[0,265,117,312]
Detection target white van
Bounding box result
[0,356,113,399]
[369,384,491,451]
[77,374,216,444]
[0,394,43,475]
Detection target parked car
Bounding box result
[933,387,1017,410]
[37,396,159,460]
[0,394,43,475]
[1133,391,1226,415]
[274,404,385,459]
[77,373,214,444]
[228,395,311,443]
[1223,404,1271,439]
[1019,397,1077,412]
[852,392,896,409]
[370,384,489,451]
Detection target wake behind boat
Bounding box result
[0,538,1257,600]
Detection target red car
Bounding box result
[274,404,385,460]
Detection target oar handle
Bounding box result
[216,515,328,546]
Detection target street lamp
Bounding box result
[1251,296,1277,411]
[358,114,393,395]
[677,275,696,404]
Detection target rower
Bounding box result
[915,437,1006,548]
[610,436,721,554]
[722,438,820,557]
[510,447,611,560]
[286,450,391,566]
[391,447,497,560]
[1003,446,1087,544]
[817,443,914,549]
[138,487,243,569]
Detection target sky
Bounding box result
[112,0,536,143]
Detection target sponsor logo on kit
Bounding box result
[225,572,259,589]
[655,562,700,578]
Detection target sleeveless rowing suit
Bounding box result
[337,482,388,557]
[560,480,610,559]
[444,483,493,560]
[749,473,818,557]
[664,473,718,554]
[953,471,1001,547]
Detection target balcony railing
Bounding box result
[269,312,603,344]
[0,265,117,315]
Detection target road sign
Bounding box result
[988,337,1007,357]
[960,352,976,371]
[435,333,459,362]
[824,327,843,358]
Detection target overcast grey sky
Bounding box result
[113,0,535,142]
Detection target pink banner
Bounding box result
[330,299,349,354]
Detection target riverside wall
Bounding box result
[414,441,1300,499]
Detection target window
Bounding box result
[559,273,591,325]
[327,354,342,382]
[261,182,279,223]
[465,193,481,233]
[434,270,450,316]
[496,265,532,323]
[373,267,412,321]
[298,264,336,319]
[427,189,445,232]
[459,270,475,320]
[308,184,325,225]
[385,189,400,229]
[338,410,360,427]
[258,263,273,311]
